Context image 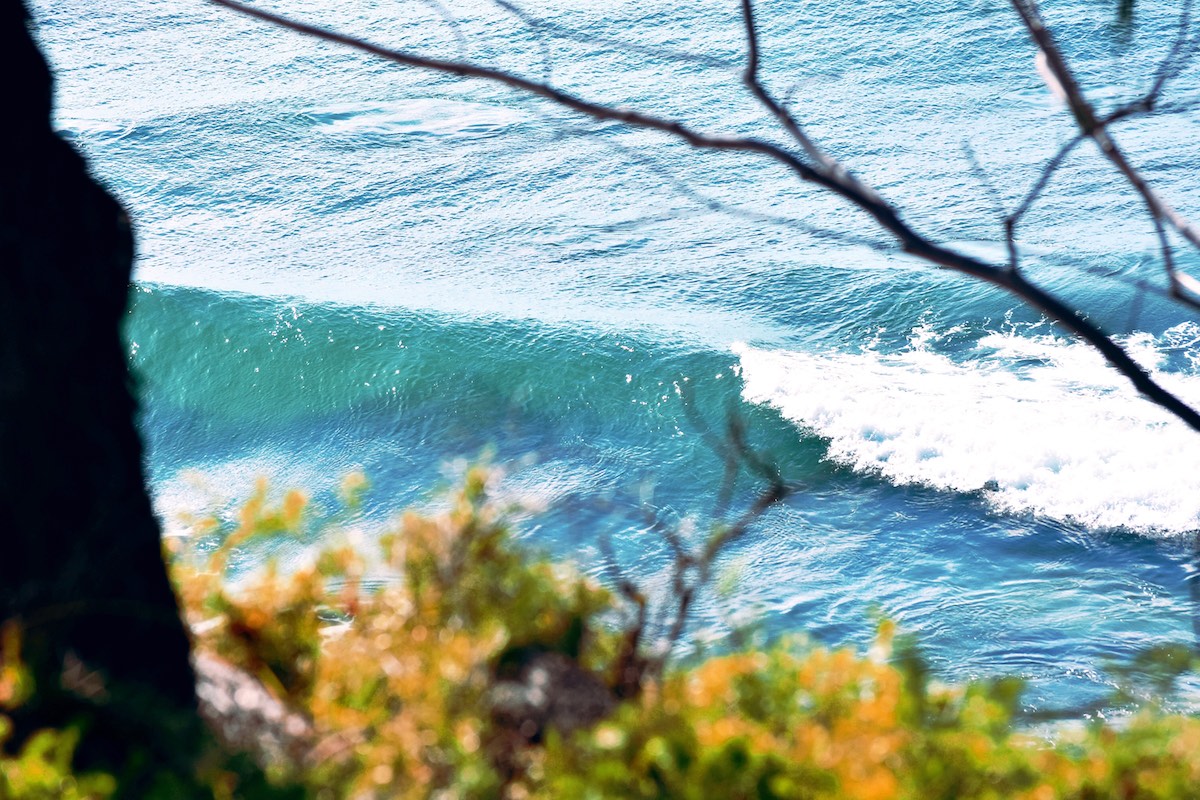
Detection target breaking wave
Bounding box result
[736,323,1200,535]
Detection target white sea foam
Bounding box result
[734,323,1200,535]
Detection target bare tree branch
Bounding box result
[701,478,790,571]
[1009,134,1084,227]
[1141,0,1196,106]
[652,479,793,671]
[1011,0,1200,311]
[737,0,881,204]
[209,0,1200,433]
[1003,134,1085,272]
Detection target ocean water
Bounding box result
[28,0,1200,714]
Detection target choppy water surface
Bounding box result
[29,0,1200,712]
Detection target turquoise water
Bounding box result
[29,0,1200,714]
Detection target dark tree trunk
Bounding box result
[1,0,198,759]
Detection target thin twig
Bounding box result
[738,0,880,203]
[961,141,1015,269]
[1009,134,1084,225]
[415,0,469,61]
[489,0,553,83]
[962,141,1009,221]
[1146,0,1197,103]
[490,0,735,70]
[544,123,892,251]
[701,480,792,574]
[1004,134,1085,272]
[1011,0,1200,311]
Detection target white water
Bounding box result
[737,323,1200,535]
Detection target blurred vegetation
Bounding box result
[6,468,1200,798]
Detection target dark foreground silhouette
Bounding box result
[1,0,201,785]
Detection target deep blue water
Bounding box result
[28,0,1200,714]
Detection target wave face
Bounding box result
[30,0,1200,713]
[129,284,750,531]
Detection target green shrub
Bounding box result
[7,469,1200,799]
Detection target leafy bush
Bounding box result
[0,625,116,800]
[7,469,1200,799]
